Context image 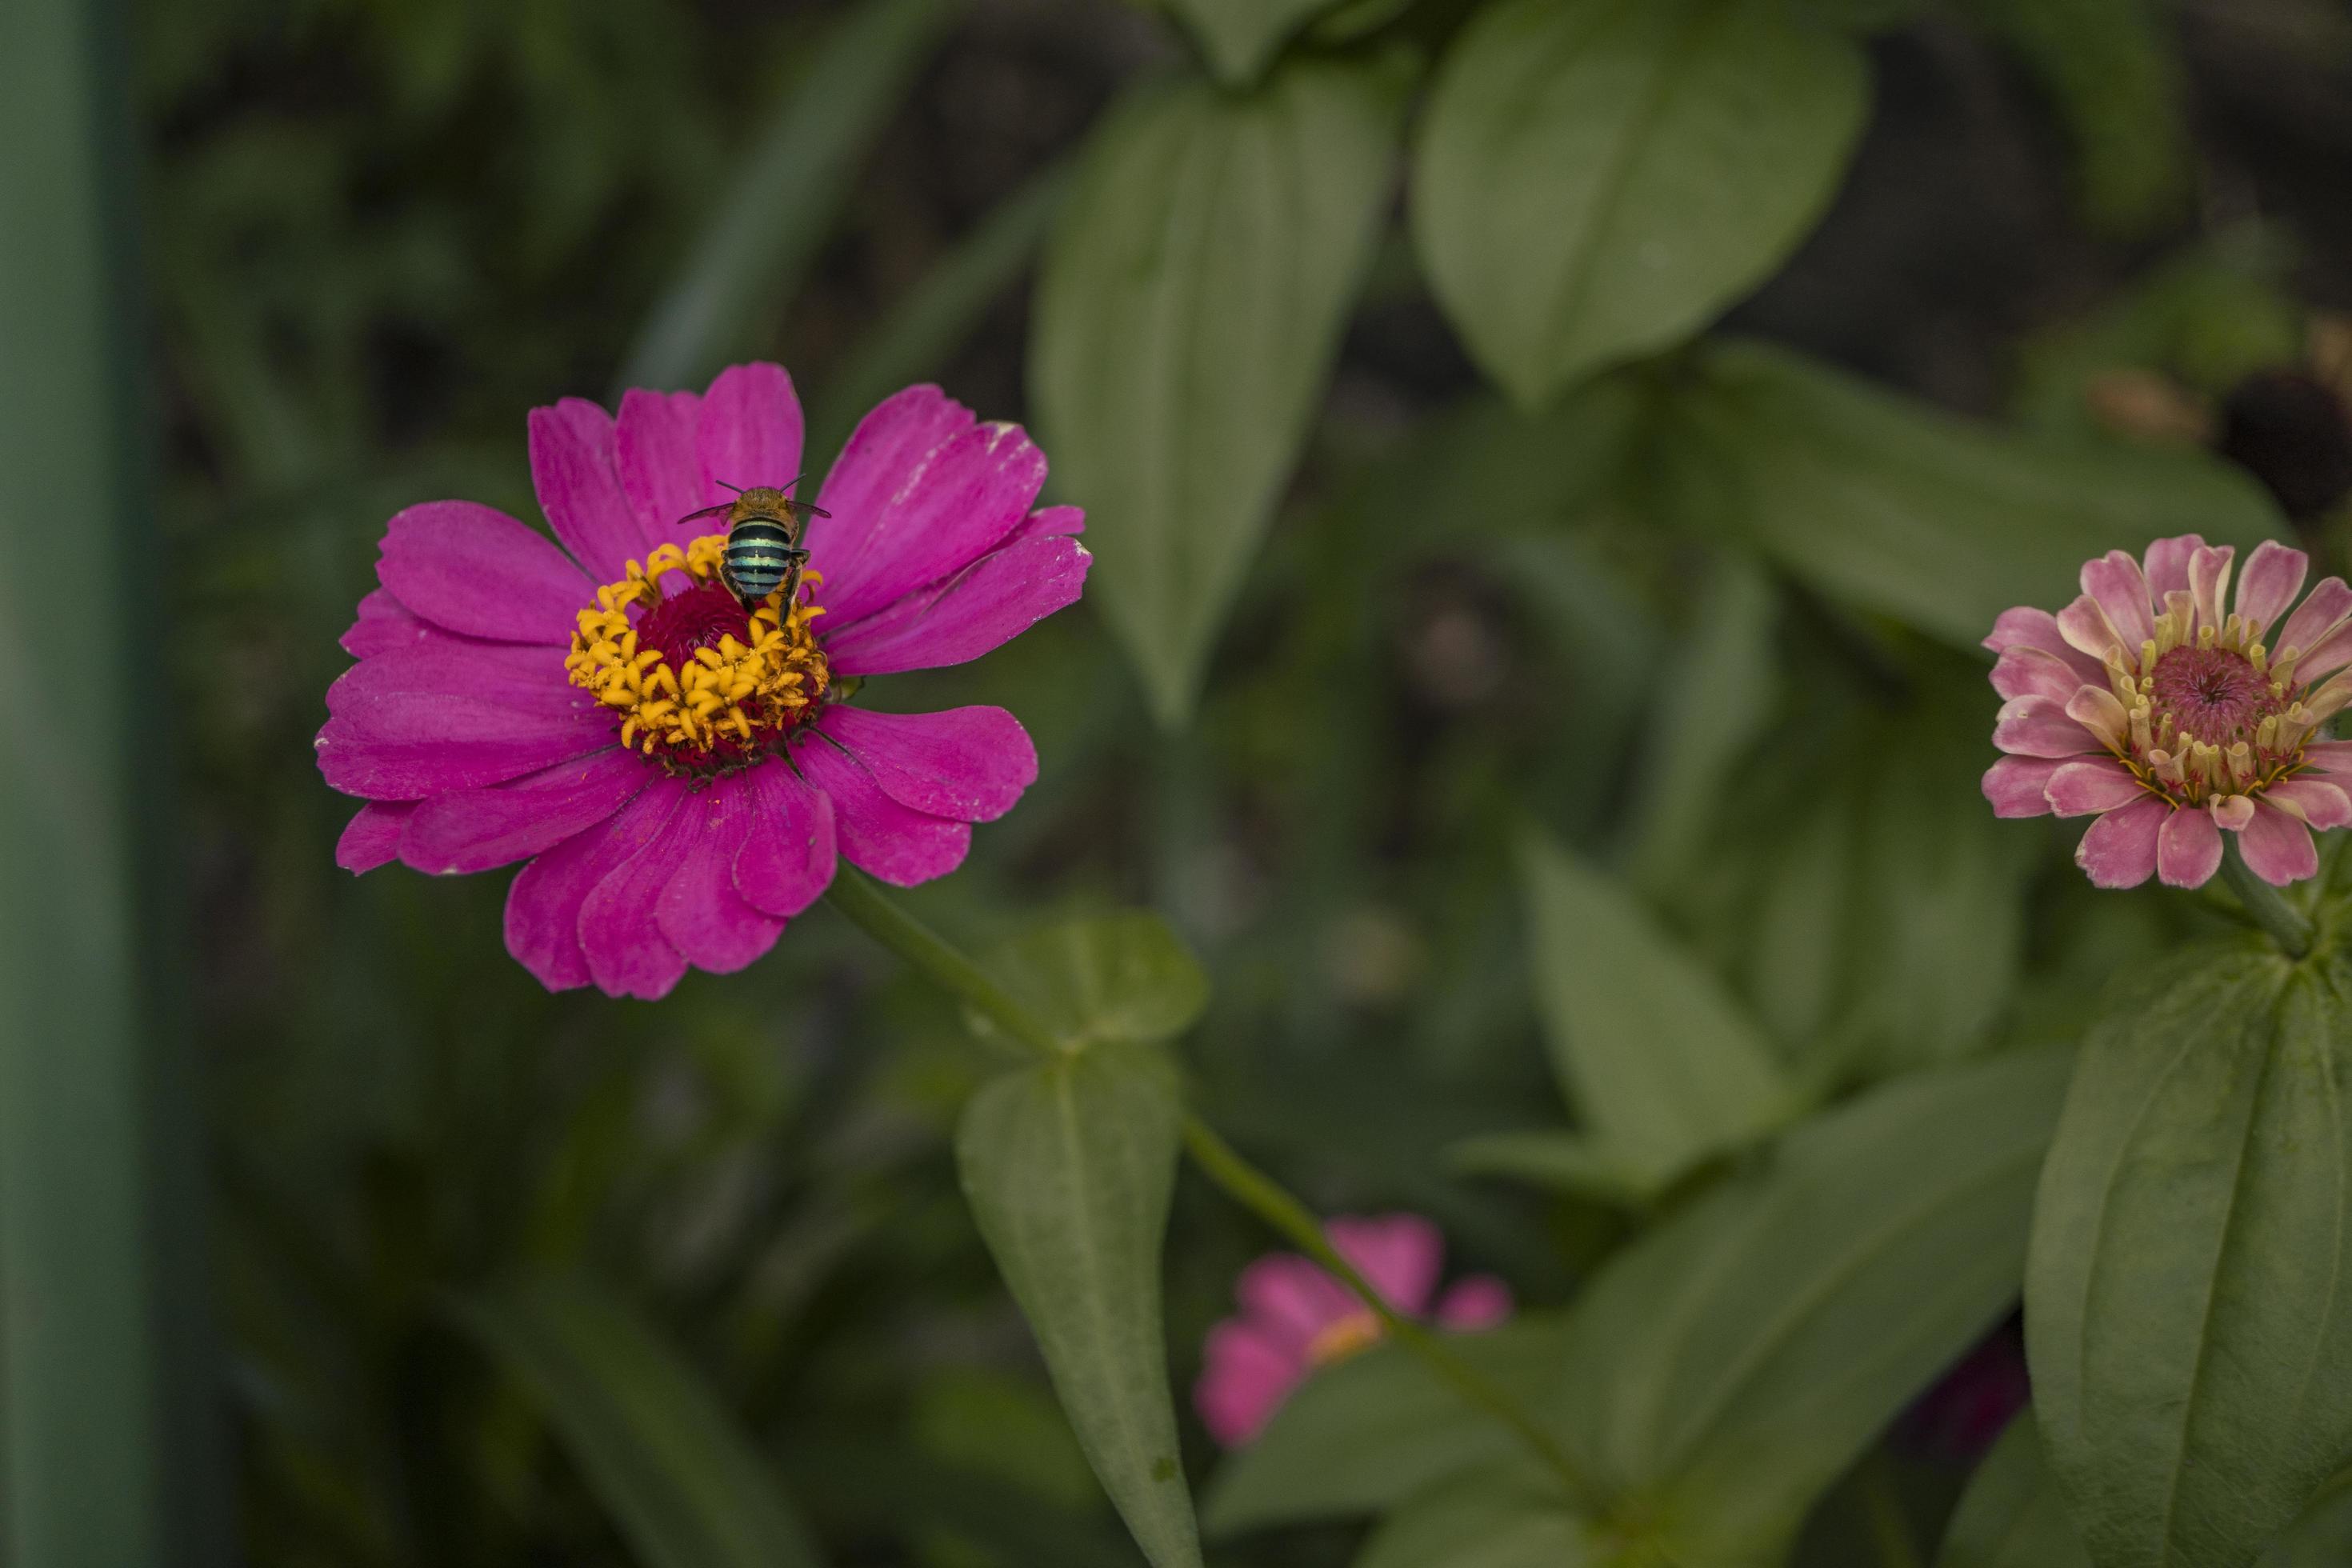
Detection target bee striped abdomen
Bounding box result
[721,518,800,604]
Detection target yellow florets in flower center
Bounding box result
[565,533,830,774]
[2094,602,2328,807]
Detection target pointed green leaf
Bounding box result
[1674,339,2286,651]
[956,1042,1200,1568]
[1514,830,1796,1200]
[1936,1418,2091,1568]
[1159,0,1342,84]
[2027,940,2352,1568]
[454,1275,827,1568]
[977,912,1209,1052]
[1556,1047,2074,1561]
[1032,55,1409,725]
[1202,1316,1573,1535]
[1353,1472,1598,1568]
[1413,0,1867,406]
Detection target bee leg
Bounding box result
[778,549,811,612]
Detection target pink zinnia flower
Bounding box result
[1195,1213,1512,1448]
[318,364,1087,998]
[1982,535,2352,888]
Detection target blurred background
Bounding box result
[10,0,2352,1564]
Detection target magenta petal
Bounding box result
[1984,606,2105,683]
[2075,796,2167,888]
[814,706,1038,823]
[318,721,612,800]
[2157,807,2223,888]
[343,590,430,658]
[2082,551,2157,650]
[1330,1214,1445,1318]
[2234,540,2310,638]
[2142,534,2204,602]
[735,761,838,918]
[530,398,662,583]
[698,362,805,499]
[504,780,686,992]
[1983,755,2063,818]
[1196,1319,1306,1448]
[618,387,713,543]
[1992,696,2101,758]
[337,802,414,873]
[656,774,786,974]
[2046,758,2146,818]
[1234,1254,1357,1354]
[1004,503,1085,547]
[326,643,588,726]
[1436,1276,1514,1331]
[2240,800,2320,886]
[824,534,1090,677]
[790,738,970,886]
[816,422,1047,627]
[812,386,969,566]
[1990,647,2087,706]
[377,500,590,645]
[401,748,647,874]
[578,791,698,1001]
[2266,776,2352,830]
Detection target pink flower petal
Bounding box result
[2075,796,2167,888]
[698,362,805,499]
[2278,578,2352,661]
[1983,755,2064,818]
[2142,534,2204,602]
[2240,800,2319,886]
[1993,696,2102,758]
[810,386,968,570]
[1003,503,1086,547]
[530,398,663,584]
[2300,742,2352,776]
[2297,618,2352,681]
[734,760,838,918]
[578,790,698,1002]
[316,719,613,800]
[1234,1254,1358,1354]
[1990,647,2088,706]
[2157,806,2222,888]
[2213,794,2257,830]
[1196,1318,1306,1448]
[822,533,1090,677]
[818,423,1046,628]
[504,780,686,992]
[1984,606,2105,683]
[2189,545,2237,638]
[789,737,970,886]
[2063,686,2131,750]
[814,705,1038,823]
[400,748,648,874]
[2266,776,2352,830]
[325,643,588,726]
[2056,594,2127,666]
[1435,1275,1514,1331]
[656,774,786,974]
[336,802,414,873]
[2082,550,2157,650]
[1330,1214,1446,1318]
[617,387,714,545]
[2046,758,2146,818]
[2234,541,2309,639]
[376,500,590,645]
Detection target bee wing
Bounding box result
[675,502,734,526]
[784,499,832,520]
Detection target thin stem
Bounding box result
[823,869,1062,1058]
[826,870,1598,1510]
[2220,838,2314,958]
[1180,1115,1599,1511]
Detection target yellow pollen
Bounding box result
[1305,1310,1383,1368]
[564,533,830,771]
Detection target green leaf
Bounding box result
[1936,1418,2091,1568]
[1412,0,1867,406]
[1159,0,1342,84]
[618,0,958,392]
[1556,1046,2074,1562]
[977,912,1210,1053]
[955,1042,1201,1568]
[1508,830,1796,1202]
[1032,54,1409,726]
[1675,338,2287,652]
[2026,941,2352,1568]
[1202,1316,1574,1535]
[1353,1471,1598,1568]
[454,1275,827,1568]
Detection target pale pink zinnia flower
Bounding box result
[318,363,1087,998]
[1983,535,2352,888]
[1195,1214,1512,1447]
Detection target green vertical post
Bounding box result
[1,1,222,1564]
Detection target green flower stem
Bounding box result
[825,870,1063,1058]
[825,870,1598,1510]
[1178,1114,1599,1510]
[2220,839,2314,959]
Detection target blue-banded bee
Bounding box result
[678,479,831,613]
